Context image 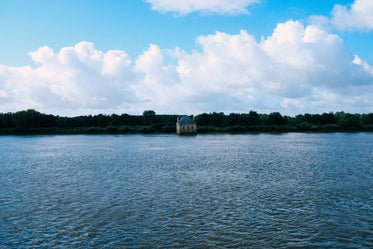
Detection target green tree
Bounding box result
[110,114,121,126]
[265,112,287,125]
[362,113,373,125]
[195,113,211,126]
[210,112,226,127]
[320,112,337,124]
[12,109,42,128]
[227,113,242,126]
[142,110,156,125]
[94,114,110,127]
[338,113,362,130]
[0,113,14,128]
[246,111,260,125]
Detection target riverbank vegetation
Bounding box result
[1,109,373,135]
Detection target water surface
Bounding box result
[1,133,372,248]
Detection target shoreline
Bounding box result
[2,110,373,135]
[1,125,373,136]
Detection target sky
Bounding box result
[1,0,373,116]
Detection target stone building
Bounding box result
[176,116,197,135]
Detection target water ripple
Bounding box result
[0,134,373,248]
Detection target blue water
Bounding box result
[0,133,372,248]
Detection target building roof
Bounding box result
[178,116,196,125]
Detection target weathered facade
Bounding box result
[176,116,197,135]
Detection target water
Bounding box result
[0,133,372,248]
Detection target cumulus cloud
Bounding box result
[0,42,137,115]
[331,0,373,30]
[1,21,373,116]
[144,0,260,15]
[134,20,373,114]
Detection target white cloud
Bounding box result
[331,0,373,30]
[134,20,373,114]
[144,0,260,15]
[353,55,373,76]
[1,21,373,116]
[0,42,137,115]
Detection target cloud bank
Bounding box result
[136,20,373,114]
[1,21,373,116]
[0,42,137,115]
[331,0,373,30]
[144,0,260,15]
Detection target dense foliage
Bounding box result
[1,109,373,134]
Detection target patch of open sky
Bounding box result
[341,32,373,63]
[0,0,363,67]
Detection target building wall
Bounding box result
[176,124,197,135]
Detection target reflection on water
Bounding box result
[1,133,373,248]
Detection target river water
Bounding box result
[0,133,372,248]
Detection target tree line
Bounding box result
[1,109,373,134]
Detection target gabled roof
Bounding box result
[178,116,196,125]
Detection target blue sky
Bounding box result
[1,0,373,115]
